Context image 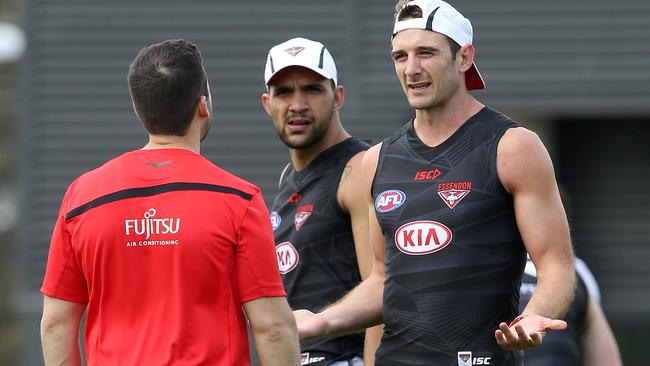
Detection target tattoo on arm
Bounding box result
[340,163,352,183]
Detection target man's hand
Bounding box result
[495,314,567,350]
[294,309,330,341]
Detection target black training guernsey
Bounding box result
[372,107,526,366]
[520,258,589,366]
[271,137,369,364]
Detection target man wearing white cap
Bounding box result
[261,37,380,366]
[294,1,576,365]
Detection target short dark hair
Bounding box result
[394,0,461,59]
[127,39,208,136]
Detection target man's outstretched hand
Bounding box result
[495,314,567,350]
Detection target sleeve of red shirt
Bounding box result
[40,193,89,303]
[235,190,286,304]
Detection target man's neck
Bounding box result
[413,96,484,147]
[290,124,349,172]
[143,135,199,154]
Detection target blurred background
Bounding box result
[1,0,649,365]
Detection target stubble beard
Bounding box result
[278,110,333,149]
[406,79,458,111]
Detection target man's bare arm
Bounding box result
[495,128,575,350]
[581,295,622,366]
[338,149,384,365]
[296,144,385,341]
[244,296,300,366]
[41,295,86,366]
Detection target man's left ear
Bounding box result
[458,44,475,73]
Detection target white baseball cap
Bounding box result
[393,0,485,90]
[264,37,337,86]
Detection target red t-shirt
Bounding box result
[41,148,286,366]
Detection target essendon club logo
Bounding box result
[276,242,299,274]
[285,46,305,56]
[375,189,406,213]
[437,181,472,209]
[294,204,313,231]
[394,220,452,255]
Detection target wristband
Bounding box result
[508,314,527,327]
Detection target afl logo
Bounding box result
[270,211,281,231]
[394,220,452,255]
[375,190,406,213]
[276,242,299,274]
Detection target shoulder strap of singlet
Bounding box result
[372,122,411,198]
[278,162,292,189]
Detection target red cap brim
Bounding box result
[466,63,485,90]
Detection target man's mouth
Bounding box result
[409,82,431,91]
[287,117,311,132]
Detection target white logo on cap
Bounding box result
[284,46,306,57]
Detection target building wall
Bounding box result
[1,0,23,363]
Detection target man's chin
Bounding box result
[282,137,315,150]
[407,98,436,110]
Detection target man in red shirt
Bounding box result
[40,39,300,366]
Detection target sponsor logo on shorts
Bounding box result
[270,211,281,231]
[294,204,313,231]
[458,351,492,365]
[124,208,181,247]
[394,220,452,255]
[414,168,442,181]
[276,242,299,274]
[375,189,406,213]
[300,352,326,365]
[458,352,472,366]
[438,181,472,209]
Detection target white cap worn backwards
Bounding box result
[393,0,485,90]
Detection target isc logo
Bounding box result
[375,190,406,213]
[395,220,452,255]
[414,168,442,181]
[276,242,299,274]
[473,358,491,365]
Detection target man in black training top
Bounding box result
[261,37,381,366]
[294,1,576,365]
